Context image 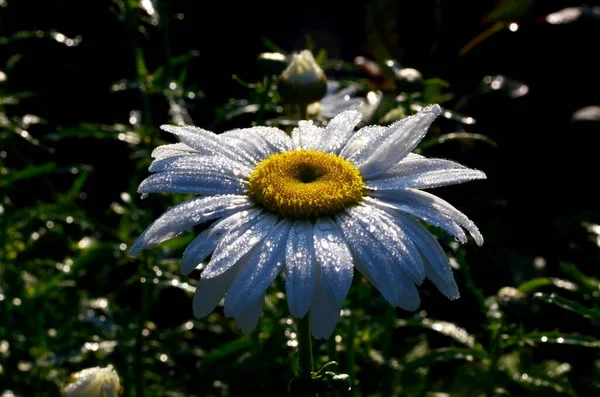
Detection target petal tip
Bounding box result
[128,241,144,256]
[448,292,460,301]
[159,124,177,133]
[289,306,309,320]
[425,104,442,115]
[200,268,222,280]
[473,170,487,180]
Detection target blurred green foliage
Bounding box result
[1,1,598,396]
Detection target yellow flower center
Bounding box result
[248,150,364,218]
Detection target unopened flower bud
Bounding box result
[496,287,527,321]
[278,50,328,105]
[395,68,423,92]
[62,365,123,397]
[257,52,288,75]
[497,286,524,305]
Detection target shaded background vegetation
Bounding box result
[1,0,599,396]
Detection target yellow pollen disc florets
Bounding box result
[248,149,364,218]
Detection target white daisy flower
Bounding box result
[130,105,485,339]
[62,365,122,397]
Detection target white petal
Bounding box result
[193,268,239,318]
[394,212,457,291]
[149,155,252,178]
[160,125,253,166]
[221,127,285,163]
[285,220,317,318]
[370,189,483,246]
[291,120,324,150]
[392,270,421,311]
[313,218,353,304]
[320,110,362,154]
[348,205,425,284]
[181,229,218,275]
[364,196,468,244]
[255,127,292,153]
[335,212,405,306]
[234,294,264,334]
[151,142,200,159]
[310,280,342,340]
[180,208,263,275]
[138,171,248,195]
[347,105,442,178]
[366,157,486,190]
[224,220,292,318]
[424,258,459,299]
[340,126,386,159]
[202,212,278,279]
[129,195,254,255]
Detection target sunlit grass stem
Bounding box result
[346,311,358,395]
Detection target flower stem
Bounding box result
[381,305,395,396]
[257,75,273,125]
[296,315,314,377]
[457,250,486,314]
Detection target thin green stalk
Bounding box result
[457,250,487,314]
[346,311,357,396]
[123,0,152,135]
[458,251,501,396]
[134,256,152,397]
[380,305,395,396]
[296,315,314,377]
[486,323,502,397]
[256,75,273,125]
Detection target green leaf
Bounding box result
[511,372,580,397]
[0,30,81,46]
[422,77,452,104]
[519,331,600,348]
[533,292,600,325]
[518,278,578,294]
[484,0,535,22]
[405,347,487,371]
[222,104,260,121]
[202,336,252,364]
[65,169,91,201]
[1,162,56,186]
[46,123,140,143]
[397,319,478,348]
[420,132,497,150]
[314,48,327,65]
[380,106,407,124]
[560,262,600,297]
[261,36,287,54]
[136,48,149,81]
